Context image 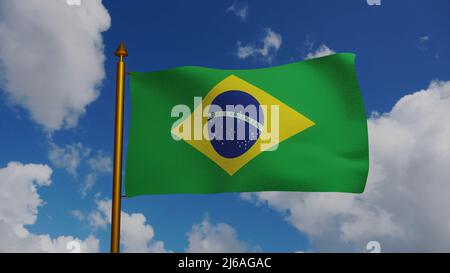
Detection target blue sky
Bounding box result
[1,0,450,252]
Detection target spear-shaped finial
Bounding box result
[115,42,128,58]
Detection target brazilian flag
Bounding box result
[125,53,369,197]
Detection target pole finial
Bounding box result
[115,42,128,57]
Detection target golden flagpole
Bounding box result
[110,42,128,253]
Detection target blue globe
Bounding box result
[207,90,264,158]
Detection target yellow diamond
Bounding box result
[171,75,315,175]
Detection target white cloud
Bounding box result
[88,210,108,230]
[0,162,99,252]
[70,210,85,221]
[48,142,111,196]
[87,151,112,173]
[121,210,167,253]
[87,198,168,253]
[0,0,111,131]
[419,36,430,42]
[84,201,248,253]
[35,234,99,253]
[227,2,248,21]
[81,173,97,197]
[237,28,282,63]
[48,142,91,177]
[304,44,335,60]
[187,218,247,253]
[418,36,431,51]
[243,80,450,252]
[81,151,112,196]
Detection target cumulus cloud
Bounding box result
[243,80,450,252]
[0,0,111,130]
[237,28,282,62]
[187,218,247,253]
[304,44,335,60]
[227,2,248,21]
[83,198,167,253]
[0,162,99,252]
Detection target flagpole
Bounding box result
[110,42,128,253]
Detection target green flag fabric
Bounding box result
[125,53,369,197]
